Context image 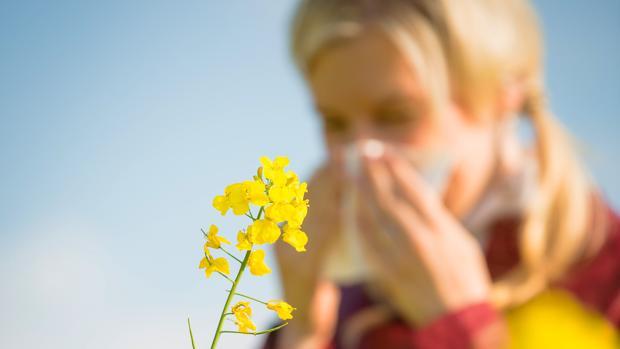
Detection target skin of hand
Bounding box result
[355,144,494,327]
[274,165,342,349]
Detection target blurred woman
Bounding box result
[263,0,620,348]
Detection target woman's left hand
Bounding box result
[356,145,492,327]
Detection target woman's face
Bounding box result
[308,30,501,218]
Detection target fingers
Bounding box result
[355,208,400,290]
[355,228,404,308]
[346,176,408,315]
[383,148,446,224]
[303,165,344,249]
[355,193,402,264]
[308,165,342,208]
[358,149,427,248]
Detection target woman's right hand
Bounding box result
[274,164,343,349]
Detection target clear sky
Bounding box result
[0,1,618,348]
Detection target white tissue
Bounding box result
[323,139,453,285]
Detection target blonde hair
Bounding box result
[290,0,602,309]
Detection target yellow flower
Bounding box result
[266,172,307,205]
[225,183,250,215]
[265,200,308,228]
[268,184,296,204]
[282,224,308,252]
[204,224,231,249]
[236,230,252,251]
[294,182,307,202]
[266,300,296,320]
[260,156,290,186]
[247,219,281,245]
[212,195,229,215]
[505,289,619,349]
[198,250,230,278]
[285,170,298,184]
[231,301,256,333]
[264,202,293,223]
[243,179,270,206]
[213,177,271,217]
[260,155,289,174]
[289,199,309,228]
[248,249,271,276]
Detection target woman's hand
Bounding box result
[274,165,342,349]
[356,145,492,327]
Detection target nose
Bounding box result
[347,120,374,145]
[328,120,375,179]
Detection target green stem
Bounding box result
[220,322,288,336]
[200,228,242,264]
[225,289,268,305]
[220,246,243,264]
[216,271,234,283]
[188,317,198,349]
[257,206,264,220]
[210,250,252,349]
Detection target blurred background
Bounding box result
[0,0,618,348]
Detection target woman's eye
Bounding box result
[374,110,418,127]
[322,116,348,133]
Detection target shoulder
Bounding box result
[558,197,620,326]
[484,194,620,326]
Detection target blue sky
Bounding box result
[0,1,618,348]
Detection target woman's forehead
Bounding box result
[308,30,426,114]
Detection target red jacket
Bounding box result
[262,200,620,349]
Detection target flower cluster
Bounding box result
[191,156,308,347]
[213,156,309,254]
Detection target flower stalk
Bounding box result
[189,156,308,348]
[210,249,252,349]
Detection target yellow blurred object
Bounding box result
[504,288,619,348]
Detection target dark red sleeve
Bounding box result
[261,304,502,349]
[558,203,620,327]
[356,302,504,349]
[411,302,503,349]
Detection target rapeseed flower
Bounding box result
[204,224,231,249]
[198,249,230,278]
[231,301,256,333]
[266,300,296,320]
[248,249,271,276]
